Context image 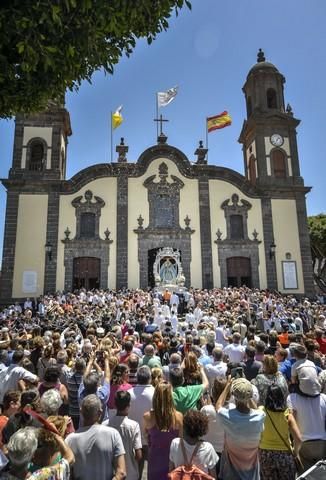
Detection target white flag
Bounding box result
[157,86,178,108]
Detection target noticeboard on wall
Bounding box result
[282,261,298,289]
[22,271,38,293]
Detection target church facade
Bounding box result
[0,51,314,301]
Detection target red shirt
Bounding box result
[0,415,9,448]
[316,337,326,355]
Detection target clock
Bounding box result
[270,133,284,147]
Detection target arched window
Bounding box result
[230,215,244,239]
[248,155,256,184]
[29,141,44,171]
[272,149,286,178]
[80,212,96,238]
[267,88,277,109]
[246,96,252,116]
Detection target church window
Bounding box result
[248,155,256,184]
[272,149,286,178]
[29,141,44,171]
[80,212,96,238]
[267,88,277,109]
[230,215,244,240]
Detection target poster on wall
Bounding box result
[22,271,38,293]
[282,261,298,289]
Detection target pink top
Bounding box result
[107,382,132,409]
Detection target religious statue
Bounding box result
[160,258,177,284]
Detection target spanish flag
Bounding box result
[112,105,123,129]
[207,111,232,133]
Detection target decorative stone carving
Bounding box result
[134,163,194,288]
[64,227,71,240]
[62,190,112,291]
[104,228,113,243]
[216,193,261,288]
[137,215,144,229]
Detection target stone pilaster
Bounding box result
[295,193,315,297]
[261,197,278,290]
[116,173,128,289]
[44,192,59,293]
[198,175,213,288]
[0,191,19,302]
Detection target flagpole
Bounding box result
[206,117,209,163]
[156,93,159,138]
[110,111,113,163]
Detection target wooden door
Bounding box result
[226,256,252,288]
[73,257,100,290]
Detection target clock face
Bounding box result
[270,134,284,147]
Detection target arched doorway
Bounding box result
[73,257,100,290]
[148,248,160,288]
[226,256,252,287]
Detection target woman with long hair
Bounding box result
[144,382,183,480]
[151,367,163,387]
[37,344,56,381]
[259,384,302,480]
[107,363,132,417]
[182,351,202,386]
[252,354,288,406]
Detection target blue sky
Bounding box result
[0,0,325,261]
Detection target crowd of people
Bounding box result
[0,286,325,479]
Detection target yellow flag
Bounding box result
[112,105,123,129]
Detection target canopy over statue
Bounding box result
[153,247,186,292]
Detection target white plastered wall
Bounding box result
[57,178,117,290]
[209,181,267,289]
[128,158,202,288]
[13,194,48,297]
[21,126,52,169]
[271,199,304,293]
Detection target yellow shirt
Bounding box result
[259,407,291,451]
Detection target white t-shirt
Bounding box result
[106,416,142,480]
[128,384,155,445]
[287,393,326,441]
[201,405,225,452]
[205,361,227,389]
[169,438,219,473]
[0,365,37,403]
[66,424,125,480]
[223,343,245,363]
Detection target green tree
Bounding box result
[0,0,191,118]
[308,213,326,292]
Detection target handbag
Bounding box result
[265,409,304,471]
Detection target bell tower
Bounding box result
[239,49,302,187]
[10,98,71,181]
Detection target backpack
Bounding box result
[168,439,215,480]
